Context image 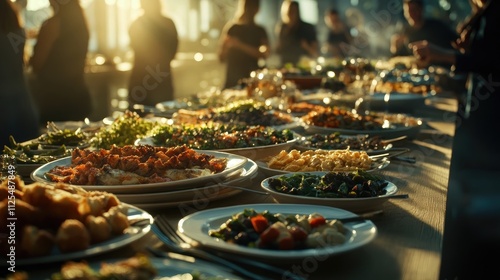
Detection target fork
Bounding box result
[152,215,305,280]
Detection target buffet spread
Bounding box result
[0,60,457,279]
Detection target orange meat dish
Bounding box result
[46,145,228,185]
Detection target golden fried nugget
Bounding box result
[56,219,91,253]
[85,215,112,243]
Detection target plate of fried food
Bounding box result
[256,149,390,177]
[30,145,248,193]
[300,106,423,139]
[0,177,153,266]
[136,124,299,160]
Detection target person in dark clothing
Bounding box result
[218,0,269,89]
[128,0,178,107]
[29,0,91,123]
[324,8,352,58]
[391,0,457,58]
[276,0,319,66]
[411,1,500,279]
[0,0,39,147]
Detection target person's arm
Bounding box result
[301,39,319,58]
[301,23,319,58]
[29,18,59,73]
[229,37,269,59]
[217,23,232,62]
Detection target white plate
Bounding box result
[303,113,423,140]
[255,157,390,178]
[30,150,248,194]
[323,92,427,113]
[261,172,398,213]
[136,136,298,161]
[30,255,243,279]
[16,204,153,266]
[304,124,421,140]
[116,159,258,205]
[178,204,377,261]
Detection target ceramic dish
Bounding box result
[302,114,423,140]
[178,204,377,261]
[261,171,398,212]
[116,159,258,205]
[256,157,390,178]
[19,255,243,279]
[30,150,248,194]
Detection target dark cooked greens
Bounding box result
[151,124,295,150]
[38,122,89,147]
[298,133,386,150]
[267,170,388,198]
[204,101,293,126]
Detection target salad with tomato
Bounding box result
[208,208,346,250]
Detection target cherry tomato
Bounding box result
[309,216,326,228]
[250,214,269,234]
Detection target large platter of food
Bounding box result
[177,204,377,260]
[256,149,390,177]
[172,100,299,129]
[116,159,258,208]
[261,171,398,212]
[0,177,152,265]
[294,132,406,151]
[301,107,423,139]
[136,124,299,160]
[30,145,247,193]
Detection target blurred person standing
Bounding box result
[390,0,457,58]
[323,8,352,59]
[218,0,269,89]
[275,0,319,66]
[345,7,371,58]
[0,0,40,147]
[29,0,91,123]
[128,0,178,107]
[410,1,500,278]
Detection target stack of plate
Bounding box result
[30,151,258,210]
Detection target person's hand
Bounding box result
[409,40,432,66]
[409,40,457,68]
[390,34,407,54]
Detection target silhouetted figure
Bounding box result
[410,1,500,278]
[276,0,319,66]
[128,0,178,107]
[0,0,39,147]
[323,8,352,58]
[218,0,269,89]
[390,0,457,58]
[29,0,91,123]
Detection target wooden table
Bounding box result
[9,94,458,280]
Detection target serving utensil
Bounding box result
[152,215,305,280]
